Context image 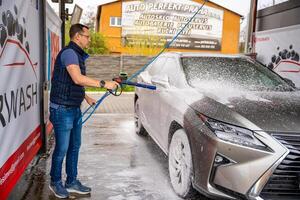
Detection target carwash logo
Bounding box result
[267,45,300,72]
[266,45,300,87]
[0,5,37,77]
[0,5,38,128]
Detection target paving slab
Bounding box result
[16,93,209,200]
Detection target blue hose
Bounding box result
[80,0,208,125]
[122,81,156,90]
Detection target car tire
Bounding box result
[134,99,148,136]
[168,129,195,198]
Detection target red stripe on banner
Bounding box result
[4,62,26,67]
[274,60,300,70]
[0,125,42,199]
[280,60,300,66]
[0,39,38,79]
[46,121,53,135]
[279,70,300,73]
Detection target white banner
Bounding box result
[0,0,41,197]
[45,2,61,128]
[255,25,300,87]
[46,2,61,83]
[122,0,224,50]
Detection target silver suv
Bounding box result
[134,52,300,200]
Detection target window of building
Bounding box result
[110,17,122,27]
[258,0,289,10]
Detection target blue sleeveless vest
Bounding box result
[50,41,89,106]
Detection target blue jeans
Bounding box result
[49,104,82,184]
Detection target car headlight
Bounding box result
[199,114,267,150]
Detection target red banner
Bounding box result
[0,126,42,199]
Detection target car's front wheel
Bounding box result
[168,129,195,198]
[134,98,148,136]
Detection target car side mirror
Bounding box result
[151,75,169,88]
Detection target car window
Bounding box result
[148,57,167,76]
[160,58,179,86]
[181,56,294,92]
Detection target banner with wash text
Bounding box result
[0,0,42,198]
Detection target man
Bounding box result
[49,23,118,198]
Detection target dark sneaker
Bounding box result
[49,181,69,199]
[65,180,91,194]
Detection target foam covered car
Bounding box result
[134,52,300,200]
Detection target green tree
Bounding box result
[65,20,71,46]
[64,20,108,54]
[84,31,108,55]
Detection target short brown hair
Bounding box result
[69,23,89,39]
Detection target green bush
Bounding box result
[64,21,108,55]
[85,85,135,92]
[65,20,71,45]
[84,31,108,55]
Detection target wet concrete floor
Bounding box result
[16,93,211,200]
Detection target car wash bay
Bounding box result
[16,93,211,200]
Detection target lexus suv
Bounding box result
[134,52,300,200]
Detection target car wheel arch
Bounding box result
[168,121,196,168]
[168,121,195,150]
[168,121,182,150]
[168,122,198,198]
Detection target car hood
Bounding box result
[186,88,300,132]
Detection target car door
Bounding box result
[138,57,167,138]
[155,57,182,148]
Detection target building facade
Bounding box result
[96,0,242,55]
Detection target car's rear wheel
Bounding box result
[168,129,195,198]
[134,99,148,136]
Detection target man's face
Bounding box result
[77,27,90,48]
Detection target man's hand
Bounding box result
[103,81,120,90]
[85,95,97,106]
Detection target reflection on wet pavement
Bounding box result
[18,112,210,200]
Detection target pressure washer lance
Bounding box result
[108,72,156,96]
[80,0,208,124]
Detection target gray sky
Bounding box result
[47,0,251,24]
[210,0,250,16]
[48,0,291,20]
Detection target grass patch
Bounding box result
[85,85,135,92]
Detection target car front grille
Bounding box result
[260,133,300,200]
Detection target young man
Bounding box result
[49,23,118,198]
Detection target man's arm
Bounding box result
[66,64,118,89]
[66,64,99,87]
[85,94,96,106]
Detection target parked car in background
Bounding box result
[134,52,300,200]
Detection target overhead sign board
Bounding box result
[122,0,224,50]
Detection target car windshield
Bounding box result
[181,56,294,92]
